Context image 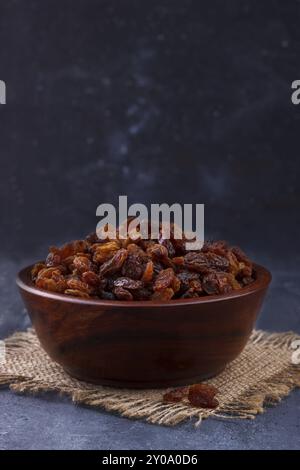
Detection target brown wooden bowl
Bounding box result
[16,263,271,389]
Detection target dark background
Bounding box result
[0,0,299,449]
[1,0,300,257]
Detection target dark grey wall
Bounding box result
[1,1,299,263]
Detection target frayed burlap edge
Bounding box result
[0,329,299,427]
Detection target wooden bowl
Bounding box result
[16,263,271,389]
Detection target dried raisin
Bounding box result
[113,277,143,290]
[187,384,219,409]
[153,268,175,291]
[99,249,128,277]
[113,287,133,301]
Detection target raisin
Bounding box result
[141,260,154,283]
[221,272,242,293]
[105,277,116,290]
[153,261,164,274]
[139,239,156,251]
[168,223,187,255]
[119,237,134,248]
[187,384,219,409]
[202,273,220,295]
[147,243,168,260]
[64,289,90,299]
[76,251,92,259]
[171,238,186,255]
[82,271,101,287]
[132,288,152,300]
[154,268,175,291]
[227,250,240,276]
[127,243,148,258]
[151,288,174,301]
[59,240,88,259]
[73,255,92,274]
[63,255,76,272]
[241,276,254,286]
[113,287,133,301]
[226,273,242,290]
[86,232,108,244]
[37,267,63,279]
[172,256,185,266]
[66,278,91,294]
[160,256,176,270]
[35,266,67,292]
[177,271,199,291]
[238,262,253,278]
[202,272,234,295]
[100,291,116,300]
[231,246,253,277]
[121,247,145,279]
[31,263,46,280]
[171,276,181,293]
[180,289,199,298]
[184,252,210,273]
[159,237,176,257]
[92,241,121,264]
[85,232,99,244]
[202,240,228,256]
[35,278,60,292]
[231,246,249,264]
[189,279,203,294]
[99,249,128,277]
[113,277,143,290]
[163,387,189,404]
[206,252,229,272]
[46,252,61,267]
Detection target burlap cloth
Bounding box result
[0,328,299,427]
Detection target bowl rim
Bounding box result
[16,263,272,308]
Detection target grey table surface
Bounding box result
[0,255,299,450]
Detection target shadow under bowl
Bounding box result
[16,263,271,389]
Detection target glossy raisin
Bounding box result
[151,288,174,301]
[121,246,145,279]
[46,252,61,267]
[141,260,154,283]
[100,291,116,300]
[159,237,176,257]
[82,271,101,287]
[113,277,143,290]
[73,255,92,274]
[187,384,219,409]
[66,278,91,294]
[132,288,152,300]
[184,252,210,273]
[92,241,121,264]
[31,263,46,280]
[113,287,133,301]
[147,243,168,260]
[99,249,128,277]
[153,268,175,291]
[64,289,90,299]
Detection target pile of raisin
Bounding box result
[31,224,254,301]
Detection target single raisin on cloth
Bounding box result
[0,328,299,427]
